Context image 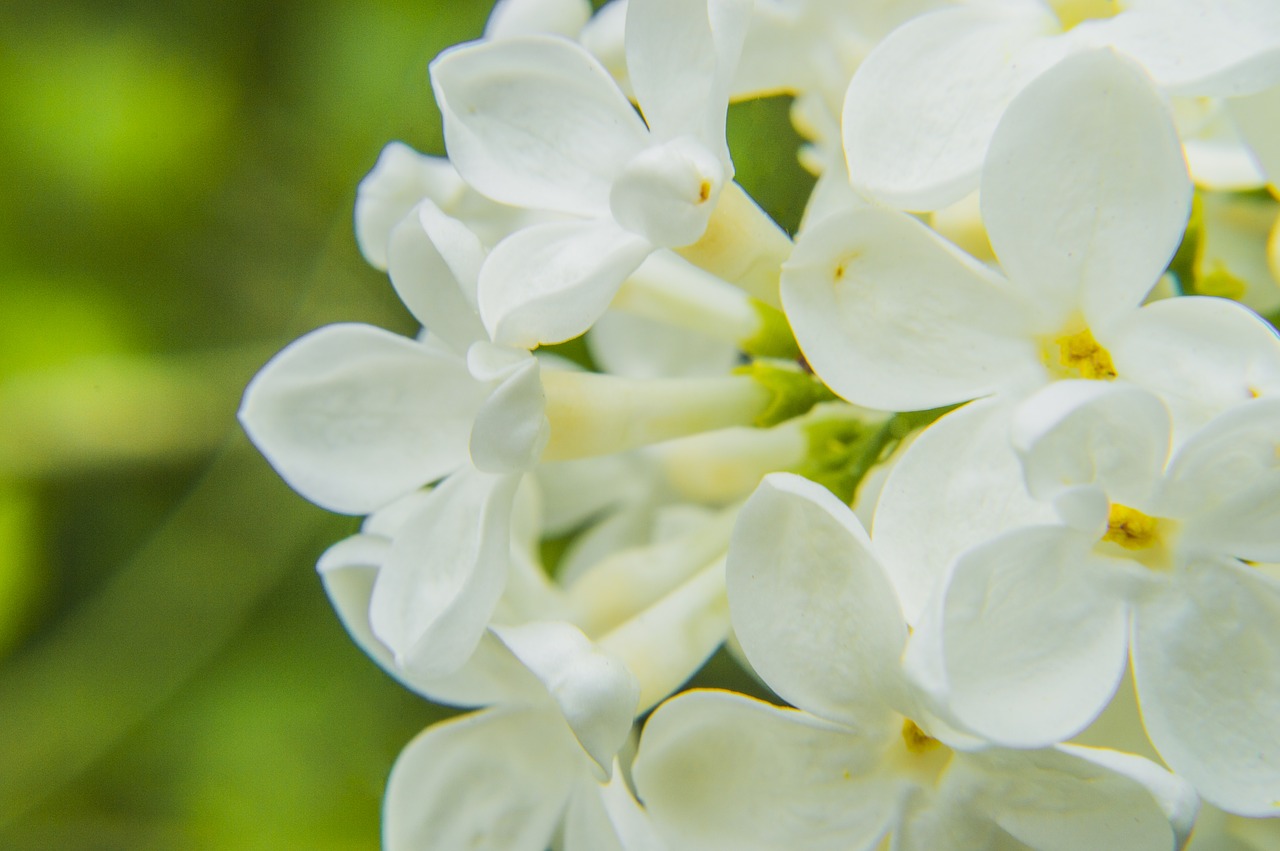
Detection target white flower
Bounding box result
[429,0,756,347]
[632,473,1197,850]
[842,0,1280,210]
[910,382,1280,816]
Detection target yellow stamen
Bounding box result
[902,719,943,755]
[1045,327,1117,380]
[1102,504,1160,550]
[1048,0,1122,30]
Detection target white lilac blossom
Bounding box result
[239,0,1280,845]
[842,0,1280,210]
[910,382,1280,815]
[633,475,1197,850]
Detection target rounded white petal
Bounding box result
[431,35,649,215]
[940,526,1133,747]
[370,469,521,678]
[494,621,639,778]
[1160,398,1280,562]
[1108,296,1280,438]
[781,208,1037,411]
[633,690,899,851]
[624,0,749,160]
[728,473,905,729]
[386,201,487,352]
[1012,380,1171,509]
[354,142,465,271]
[318,549,545,705]
[982,49,1191,332]
[610,136,724,248]
[484,0,591,39]
[1133,558,1280,816]
[467,344,549,473]
[384,706,579,851]
[1084,2,1280,97]
[1230,83,1280,183]
[479,220,652,348]
[957,744,1187,850]
[238,324,484,514]
[842,6,1058,210]
[873,398,1058,625]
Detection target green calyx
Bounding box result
[735,360,839,429]
[740,300,801,360]
[793,405,962,505]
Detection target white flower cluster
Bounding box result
[240,0,1280,847]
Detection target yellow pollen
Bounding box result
[1102,504,1160,550]
[902,719,942,754]
[1048,0,1122,30]
[1050,327,1117,380]
[697,179,712,203]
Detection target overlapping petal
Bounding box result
[384,706,579,851]
[1133,558,1280,816]
[238,323,486,514]
[387,201,487,352]
[781,208,1036,411]
[873,399,1057,624]
[728,473,905,729]
[478,220,652,347]
[432,35,649,216]
[982,50,1191,332]
[633,690,898,851]
[936,525,1133,747]
[842,5,1059,210]
[370,468,521,678]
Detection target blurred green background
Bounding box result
[0,1,812,849]
[0,1,493,848]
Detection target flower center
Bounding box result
[901,719,943,755]
[1098,503,1176,570]
[888,718,953,787]
[1041,326,1117,380]
[1047,0,1123,30]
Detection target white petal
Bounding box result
[982,49,1191,332]
[1085,2,1280,97]
[1161,398,1280,562]
[432,35,649,215]
[842,6,1058,210]
[624,0,749,161]
[479,220,652,348]
[728,473,905,729]
[238,324,484,514]
[354,143,465,271]
[561,775,625,851]
[1230,83,1280,183]
[939,526,1132,747]
[1133,559,1280,816]
[633,690,898,851]
[484,0,591,39]
[468,344,549,473]
[494,622,639,778]
[781,207,1036,411]
[318,549,544,705]
[1011,380,1170,509]
[386,201,487,352]
[610,136,725,248]
[370,469,521,678]
[958,745,1187,850]
[384,707,579,851]
[1108,296,1280,438]
[873,398,1057,625]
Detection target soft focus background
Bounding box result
[0,1,810,849]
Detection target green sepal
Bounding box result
[740,300,801,360]
[735,360,839,428]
